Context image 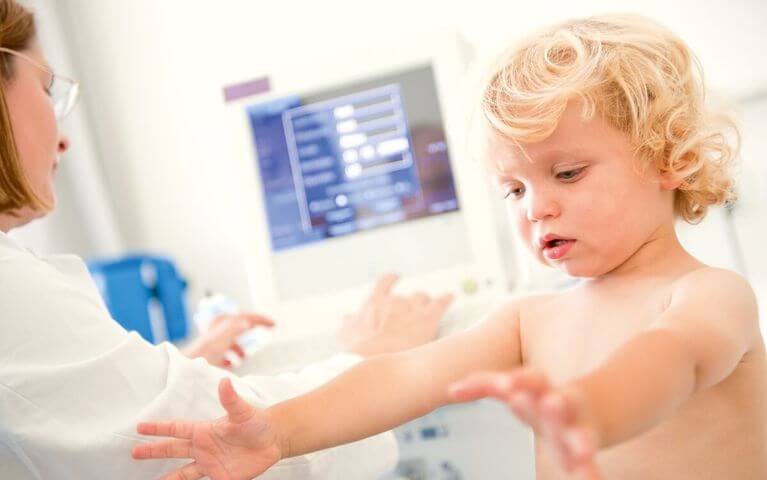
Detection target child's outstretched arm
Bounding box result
[450,268,759,475]
[132,300,523,479]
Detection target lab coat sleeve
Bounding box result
[0,254,398,480]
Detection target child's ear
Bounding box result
[659,171,684,190]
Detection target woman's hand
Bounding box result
[132,378,282,480]
[183,313,275,368]
[448,368,603,480]
[337,273,453,357]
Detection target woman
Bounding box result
[0,1,452,478]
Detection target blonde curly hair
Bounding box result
[481,14,738,223]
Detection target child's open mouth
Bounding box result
[542,239,576,260]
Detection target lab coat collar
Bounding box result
[0,228,27,252]
[0,229,46,262]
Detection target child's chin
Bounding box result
[546,260,604,278]
[533,252,607,278]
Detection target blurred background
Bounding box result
[12,1,767,478]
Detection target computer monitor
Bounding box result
[247,65,459,254]
[227,37,517,332]
[245,64,480,299]
[241,62,507,304]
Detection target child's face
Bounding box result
[488,102,676,278]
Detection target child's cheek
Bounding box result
[514,210,532,242]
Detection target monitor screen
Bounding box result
[246,65,460,252]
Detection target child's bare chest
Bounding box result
[522,284,767,479]
[536,353,767,479]
[521,285,670,383]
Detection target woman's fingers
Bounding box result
[230,343,246,358]
[371,273,400,303]
[425,293,454,320]
[240,313,275,328]
[213,313,275,333]
[409,292,430,306]
[131,439,192,459]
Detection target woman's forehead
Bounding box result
[16,40,50,71]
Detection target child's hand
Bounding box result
[448,369,602,480]
[132,378,282,480]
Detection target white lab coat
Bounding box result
[0,231,398,479]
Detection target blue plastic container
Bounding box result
[86,254,189,344]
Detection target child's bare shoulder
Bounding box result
[674,265,751,286]
[504,291,556,310]
[670,267,757,314]
[499,291,566,328]
[479,293,558,330]
[664,266,760,348]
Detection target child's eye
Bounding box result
[555,167,585,181]
[504,185,525,199]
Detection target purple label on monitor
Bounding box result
[223,76,271,102]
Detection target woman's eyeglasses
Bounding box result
[0,47,79,120]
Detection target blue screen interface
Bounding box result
[246,65,459,251]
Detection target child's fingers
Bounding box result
[540,391,571,428]
[131,439,192,460]
[505,368,550,396]
[448,372,516,402]
[566,427,597,464]
[159,461,204,480]
[136,421,194,439]
[508,392,546,433]
[219,378,256,424]
[576,461,603,480]
[552,427,599,479]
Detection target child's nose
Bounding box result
[526,192,560,222]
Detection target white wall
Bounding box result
[19,0,767,317]
[734,96,767,331]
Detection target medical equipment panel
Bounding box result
[382,401,535,479]
[247,66,459,252]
